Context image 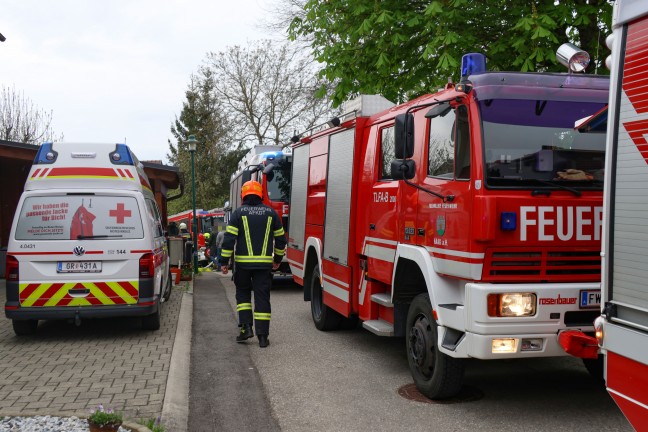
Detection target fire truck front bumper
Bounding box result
[437,282,601,360]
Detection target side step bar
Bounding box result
[362,319,394,336]
[370,293,393,307]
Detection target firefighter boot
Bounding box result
[258,335,269,348]
[236,324,254,342]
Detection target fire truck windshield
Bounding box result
[481,98,606,189]
[265,156,291,202]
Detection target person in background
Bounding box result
[213,229,225,272]
[220,180,286,348]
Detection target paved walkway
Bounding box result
[0,278,186,425]
[188,271,279,432]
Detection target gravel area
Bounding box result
[0,415,130,432]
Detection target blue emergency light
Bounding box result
[501,211,517,231]
[110,143,135,165]
[34,142,58,164]
[461,53,487,79]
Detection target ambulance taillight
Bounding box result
[5,255,18,281]
[139,253,154,279]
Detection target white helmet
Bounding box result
[179,222,187,230]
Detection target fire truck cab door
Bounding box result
[415,105,473,276]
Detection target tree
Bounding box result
[167,69,246,214]
[0,85,63,143]
[288,0,614,106]
[204,40,333,147]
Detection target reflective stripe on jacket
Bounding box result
[220,201,286,269]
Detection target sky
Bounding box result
[1,0,279,163]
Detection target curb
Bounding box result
[160,285,193,432]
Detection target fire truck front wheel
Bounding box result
[406,294,464,400]
[12,319,38,336]
[310,266,342,331]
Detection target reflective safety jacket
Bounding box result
[220,200,286,269]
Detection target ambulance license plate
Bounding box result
[57,261,102,273]
[579,290,601,309]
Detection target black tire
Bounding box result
[13,319,38,336]
[406,293,464,399]
[142,298,161,330]
[583,355,605,384]
[162,270,172,302]
[310,266,342,331]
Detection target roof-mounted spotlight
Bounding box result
[0,33,5,42]
[557,43,590,73]
[327,117,341,128]
[290,135,300,144]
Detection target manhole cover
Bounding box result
[397,383,484,404]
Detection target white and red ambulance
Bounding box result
[4,143,171,335]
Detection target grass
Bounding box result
[139,417,165,432]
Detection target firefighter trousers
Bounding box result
[234,267,272,335]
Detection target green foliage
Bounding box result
[289,0,613,106]
[88,405,122,427]
[167,68,244,214]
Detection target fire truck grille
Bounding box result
[483,248,601,282]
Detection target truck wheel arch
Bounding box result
[392,244,464,328]
[302,237,323,302]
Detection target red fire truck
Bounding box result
[228,145,292,274]
[287,50,609,399]
[558,1,648,429]
[168,208,225,248]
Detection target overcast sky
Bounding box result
[1,0,279,163]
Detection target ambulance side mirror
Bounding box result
[395,113,414,159]
[390,159,416,180]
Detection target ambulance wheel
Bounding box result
[142,298,161,330]
[13,319,38,336]
[310,266,342,331]
[162,271,172,302]
[406,293,464,399]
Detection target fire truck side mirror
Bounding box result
[390,159,416,180]
[395,113,414,159]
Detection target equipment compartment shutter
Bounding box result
[289,145,309,250]
[610,27,648,327]
[323,129,355,265]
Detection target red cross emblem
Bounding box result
[109,203,132,223]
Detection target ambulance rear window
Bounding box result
[15,195,144,240]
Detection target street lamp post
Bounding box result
[187,135,199,274]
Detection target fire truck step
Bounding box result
[362,319,394,336]
[370,293,393,307]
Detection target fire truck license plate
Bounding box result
[579,290,601,309]
[57,261,102,273]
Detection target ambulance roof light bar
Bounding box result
[110,143,135,165]
[34,142,58,164]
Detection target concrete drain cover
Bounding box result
[397,383,484,404]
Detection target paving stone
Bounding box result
[0,284,183,421]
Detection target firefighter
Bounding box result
[220,180,286,348]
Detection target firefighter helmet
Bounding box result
[241,180,263,199]
[179,222,187,230]
[204,232,211,240]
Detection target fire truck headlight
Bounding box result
[492,338,518,353]
[594,315,605,346]
[487,293,537,317]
